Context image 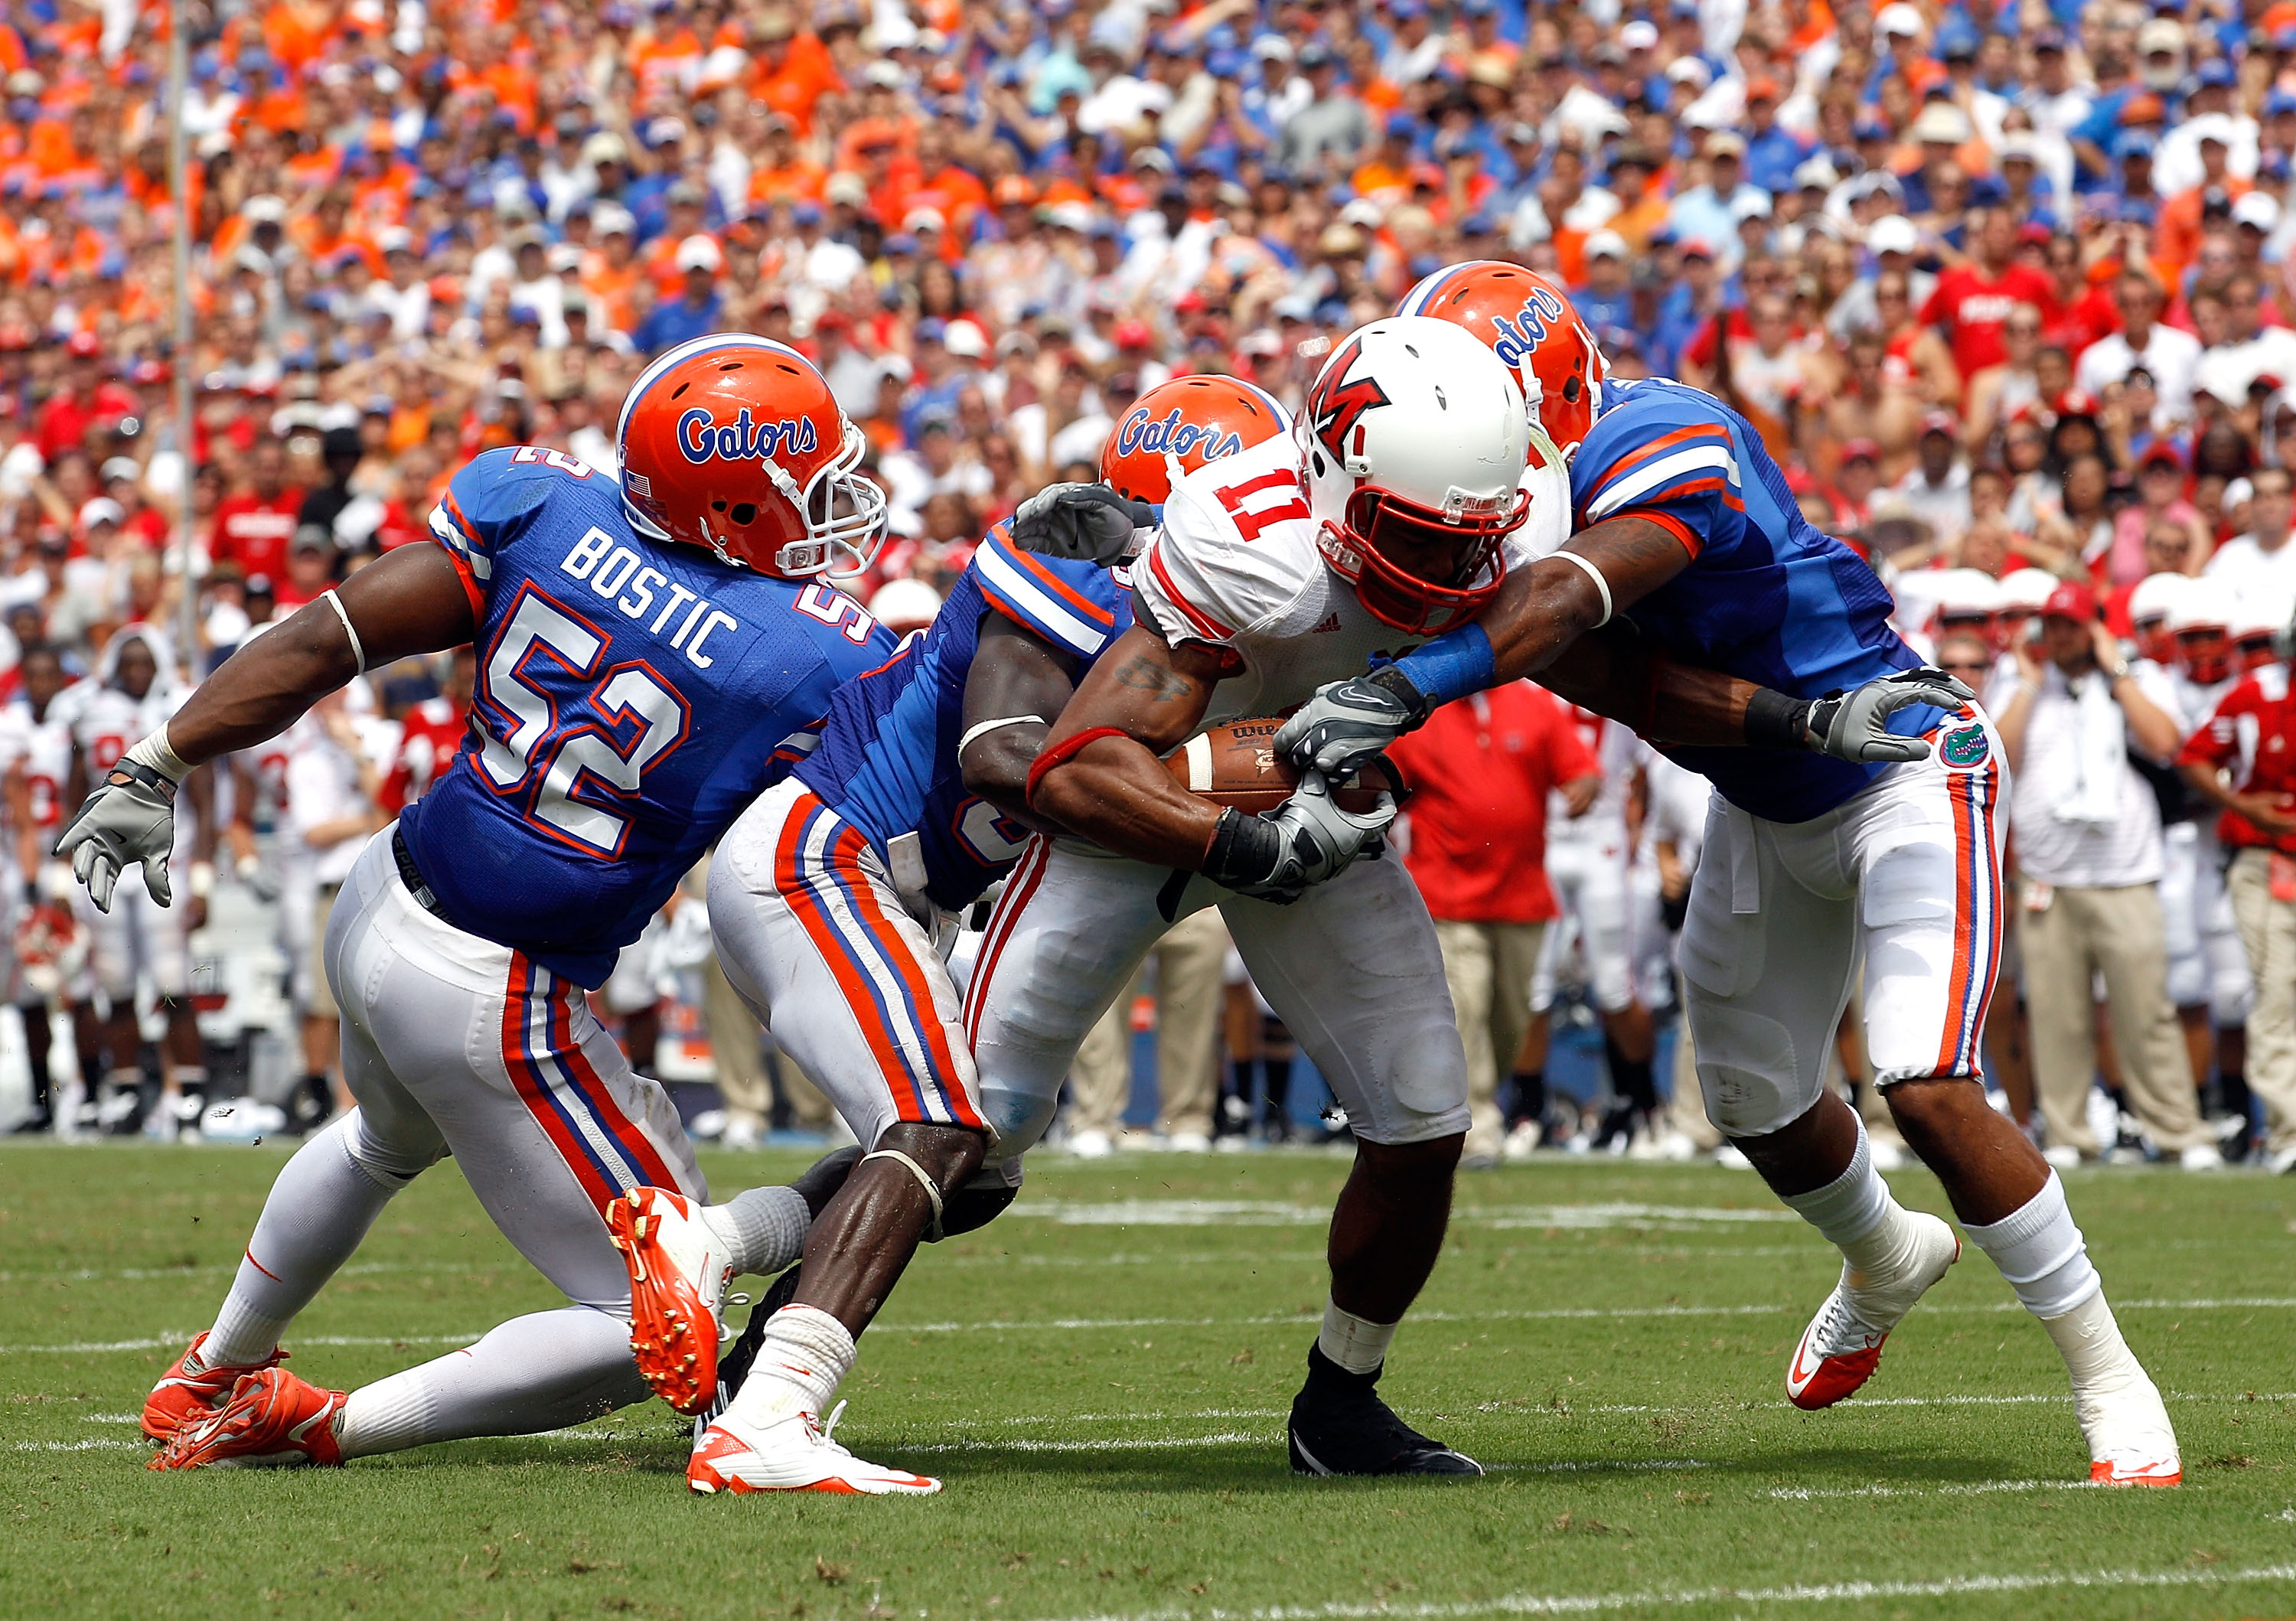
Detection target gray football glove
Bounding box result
[1271,665,1433,778]
[1009,482,1156,565]
[1202,771,1397,903]
[1802,666,1978,764]
[55,758,177,912]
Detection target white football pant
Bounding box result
[1531,838,1636,1015]
[1679,713,2007,1138]
[965,836,1469,1173]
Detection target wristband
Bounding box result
[1391,624,1495,711]
[1743,687,1816,752]
[1199,805,1283,889]
[322,588,367,675]
[1024,726,1131,810]
[126,724,191,785]
[188,861,215,900]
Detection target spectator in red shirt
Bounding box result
[34,334,136,463]
[1388,684,1600,1168]
[208,437,305,582]
[1921,207,2061,390]
[380,647,475,813]
[2179,649,2296,1171]
[273,526,338,614]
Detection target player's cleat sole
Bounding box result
[609,1186,734,1417]
[1287,1345,1482,1478]
[1787,1212,1960,1411]
[149,1368,345,1471]
[687,1404,940,1495]
[2092,1458,2181,1486]
[141,1332,288,1443]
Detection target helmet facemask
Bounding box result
[1316,482,1527,637]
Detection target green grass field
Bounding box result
[2,1142,2294,1619]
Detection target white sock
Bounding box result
[335,1308,647,1459]
[725,1305,855,1426]
[204,1114,406,1368]
[699,1185,810,1277]
[1962,1172,2100,1320]
[1779,1117,1917,1288]
[1317,1299,1397,1375]
[2039,1289,2148,1397]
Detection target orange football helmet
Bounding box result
[616,334,886,577]
[1100,373,1293,504]
[1397,260,1607,455]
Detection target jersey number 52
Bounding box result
[476,587,691,858]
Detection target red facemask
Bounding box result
[1315,484,1528,637]
[2179,629,2232,685]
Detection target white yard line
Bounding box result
[1011,1200,1802,1229]
[1027,1562,2296,1621]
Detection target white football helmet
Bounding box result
[2126,569,2192,632]
[1299,316,1532,636]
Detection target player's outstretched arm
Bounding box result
[56,544,478,912]
[957,615,1084,833]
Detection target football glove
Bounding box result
[1009,483,1156,565]
[1202,771,1397,903]
[1271,665,1433,778]
[1768,666,1978,765]
[55,758,178,912]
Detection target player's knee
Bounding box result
[1354,1130,1463,1195]
[1691,1005,1818,1137]
[876,1120,988,1195]
[975,1074,1060,1156]
[930,1172,1019,1241]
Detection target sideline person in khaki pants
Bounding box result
[1995,586,2214,1165]
[1065,909,1228,1151]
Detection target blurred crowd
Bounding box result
[10,0,2296,1166]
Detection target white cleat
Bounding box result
[1067,1128,1114,1159]
[2078,1373,2182,1486]
[688,1403,941,1496]
[608,1187,733,1417]
[1787,1212,1960,1410]
[2179,1143,2224,1173]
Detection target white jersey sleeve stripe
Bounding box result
[1586,444,1739,520]
[974,540,1111,657]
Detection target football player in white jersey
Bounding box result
[63,626,214,1138]
[981,318,1930,1477]
[0,644,72,1133]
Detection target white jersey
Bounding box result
[1545,703,1645,856]
[1131,432,1571,726]
[0,702,73,839]
[64,680,185,782]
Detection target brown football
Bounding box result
[1162,719,1404,816]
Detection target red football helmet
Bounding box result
[616,334,885,576]
[1397,260,1607,455]
[1101,374,1293,504]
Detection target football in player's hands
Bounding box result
[1163,719,1405,816]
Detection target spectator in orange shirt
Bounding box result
[1388,685,1601,1167]
[2154,123,2252,285]
[747,8,843,136]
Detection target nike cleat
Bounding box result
[609,1186,735,1416]
[150,1368,344,1471]
[2079,1374,2182,1487]
[142,1332,288,1443]
[1287,1345,1482,1478]
[687,1403,941,1496]
[1788,1212,1961,1410]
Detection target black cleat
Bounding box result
[1287,1345,1482,1478]
[692,1263,804,1437]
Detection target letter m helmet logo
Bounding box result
[1307,335,1391,471]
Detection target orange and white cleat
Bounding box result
[2081,1378,2182,1487]
[1786,1212,1960,1410]
[608,1186,735,1416]
[149,1368,345,1471]
[688,1404,940,1496]
[142,1332,287,1442]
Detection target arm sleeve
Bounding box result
[970,525,1125,660]
[1570,400,1742,563]
[1128,477,1297,651]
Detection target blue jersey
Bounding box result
[1571,378,1929,822]
[399,446,900,987]
[797,522,1131,910]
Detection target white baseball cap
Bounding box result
[1877,2,1924,38]
[1584,228,1629,260]
[1867,214,1920,256]
[2235,191,2283,232]
[673,234,723,273]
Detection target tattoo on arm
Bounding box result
[1112,654,1199,703]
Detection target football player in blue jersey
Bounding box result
[1274,267,2181,1487]
[64,336,899,1476]
[604,376,1290,1495]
